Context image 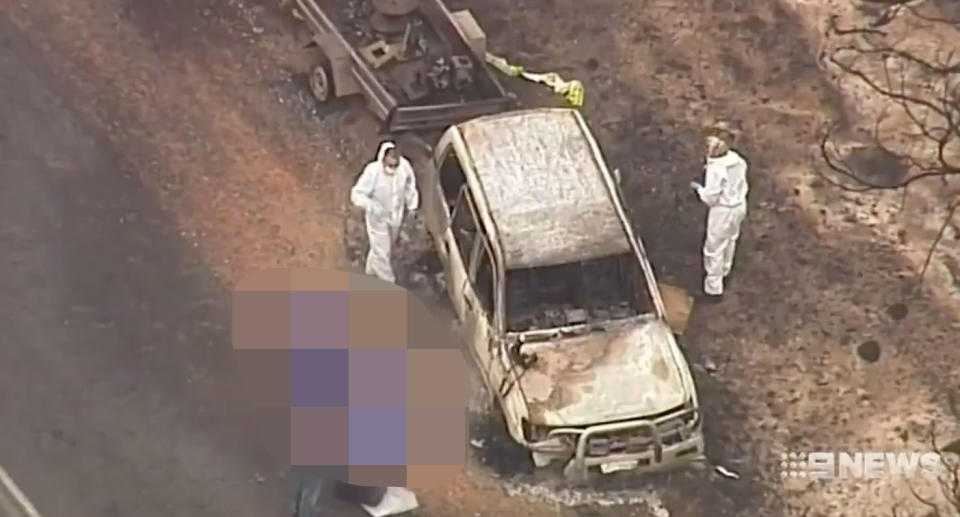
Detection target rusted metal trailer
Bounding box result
[293,0,515,133]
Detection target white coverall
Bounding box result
[694,149,749,296]
[350,142,419,283]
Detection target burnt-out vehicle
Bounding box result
[412,107,705,479]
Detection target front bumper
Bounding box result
[530,407,704,479]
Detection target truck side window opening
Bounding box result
[439,151,467,208]
[473,242,495,317]
[450,189,477,262]
[504,253,654,332]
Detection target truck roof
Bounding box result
[456,108,632,270]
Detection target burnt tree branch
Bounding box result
[917,199,960,284]
[820,3,960,187]
[818,2,960,292]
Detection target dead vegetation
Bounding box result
[816,3,960,514]
[883,422,960,517]
[818,0,960,285]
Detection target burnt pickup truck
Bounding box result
[410,107,705,480]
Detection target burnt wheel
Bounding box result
[309,62,332,103]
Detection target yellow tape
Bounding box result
[485,53,524,77]
[485,53,585,108]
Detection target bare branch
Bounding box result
[926,423,960,515]
[918,200,960,285]
[903,3,960,26]
[816,124,878,191]
[819,2,960,196]
[817,122,960,190]
[829,50,947,116]
[908,478,942,511]
[829,13,889,35]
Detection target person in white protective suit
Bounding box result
[690,135,749,300]
[350,141,420,284]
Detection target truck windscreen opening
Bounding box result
[504,252,654,332]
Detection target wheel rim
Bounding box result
[309,66,329,102]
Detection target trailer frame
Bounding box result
[293,0,516,134]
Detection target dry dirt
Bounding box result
[2,0,959,516]
[446,0,960,516]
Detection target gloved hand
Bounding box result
[367,202,385,218]
[690,181,703,192]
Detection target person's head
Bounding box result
[383,147,399,172]
[706,135,729,158]
[378,141,399,174]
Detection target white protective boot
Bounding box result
[360,487,419,517]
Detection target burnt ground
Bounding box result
[1,0,959,516]
[447,0,960,515]
[0,15,387,517]
[0,23,288,517]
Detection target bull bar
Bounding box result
[532,407,704,480]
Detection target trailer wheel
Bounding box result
[309,63,332,103]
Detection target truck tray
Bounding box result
[295,0,515,133]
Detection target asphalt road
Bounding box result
[0,27,346,517]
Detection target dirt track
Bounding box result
[1,0,959,516]
[0,20,290,516]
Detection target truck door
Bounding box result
[444,187,477,321]
[403,139,447,253]
[436,145,475,321]
[463,232,498,395]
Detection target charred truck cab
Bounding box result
[413,108,705,480]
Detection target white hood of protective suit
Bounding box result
[377,141,396,164]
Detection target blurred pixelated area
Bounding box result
[231,268,467,489]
